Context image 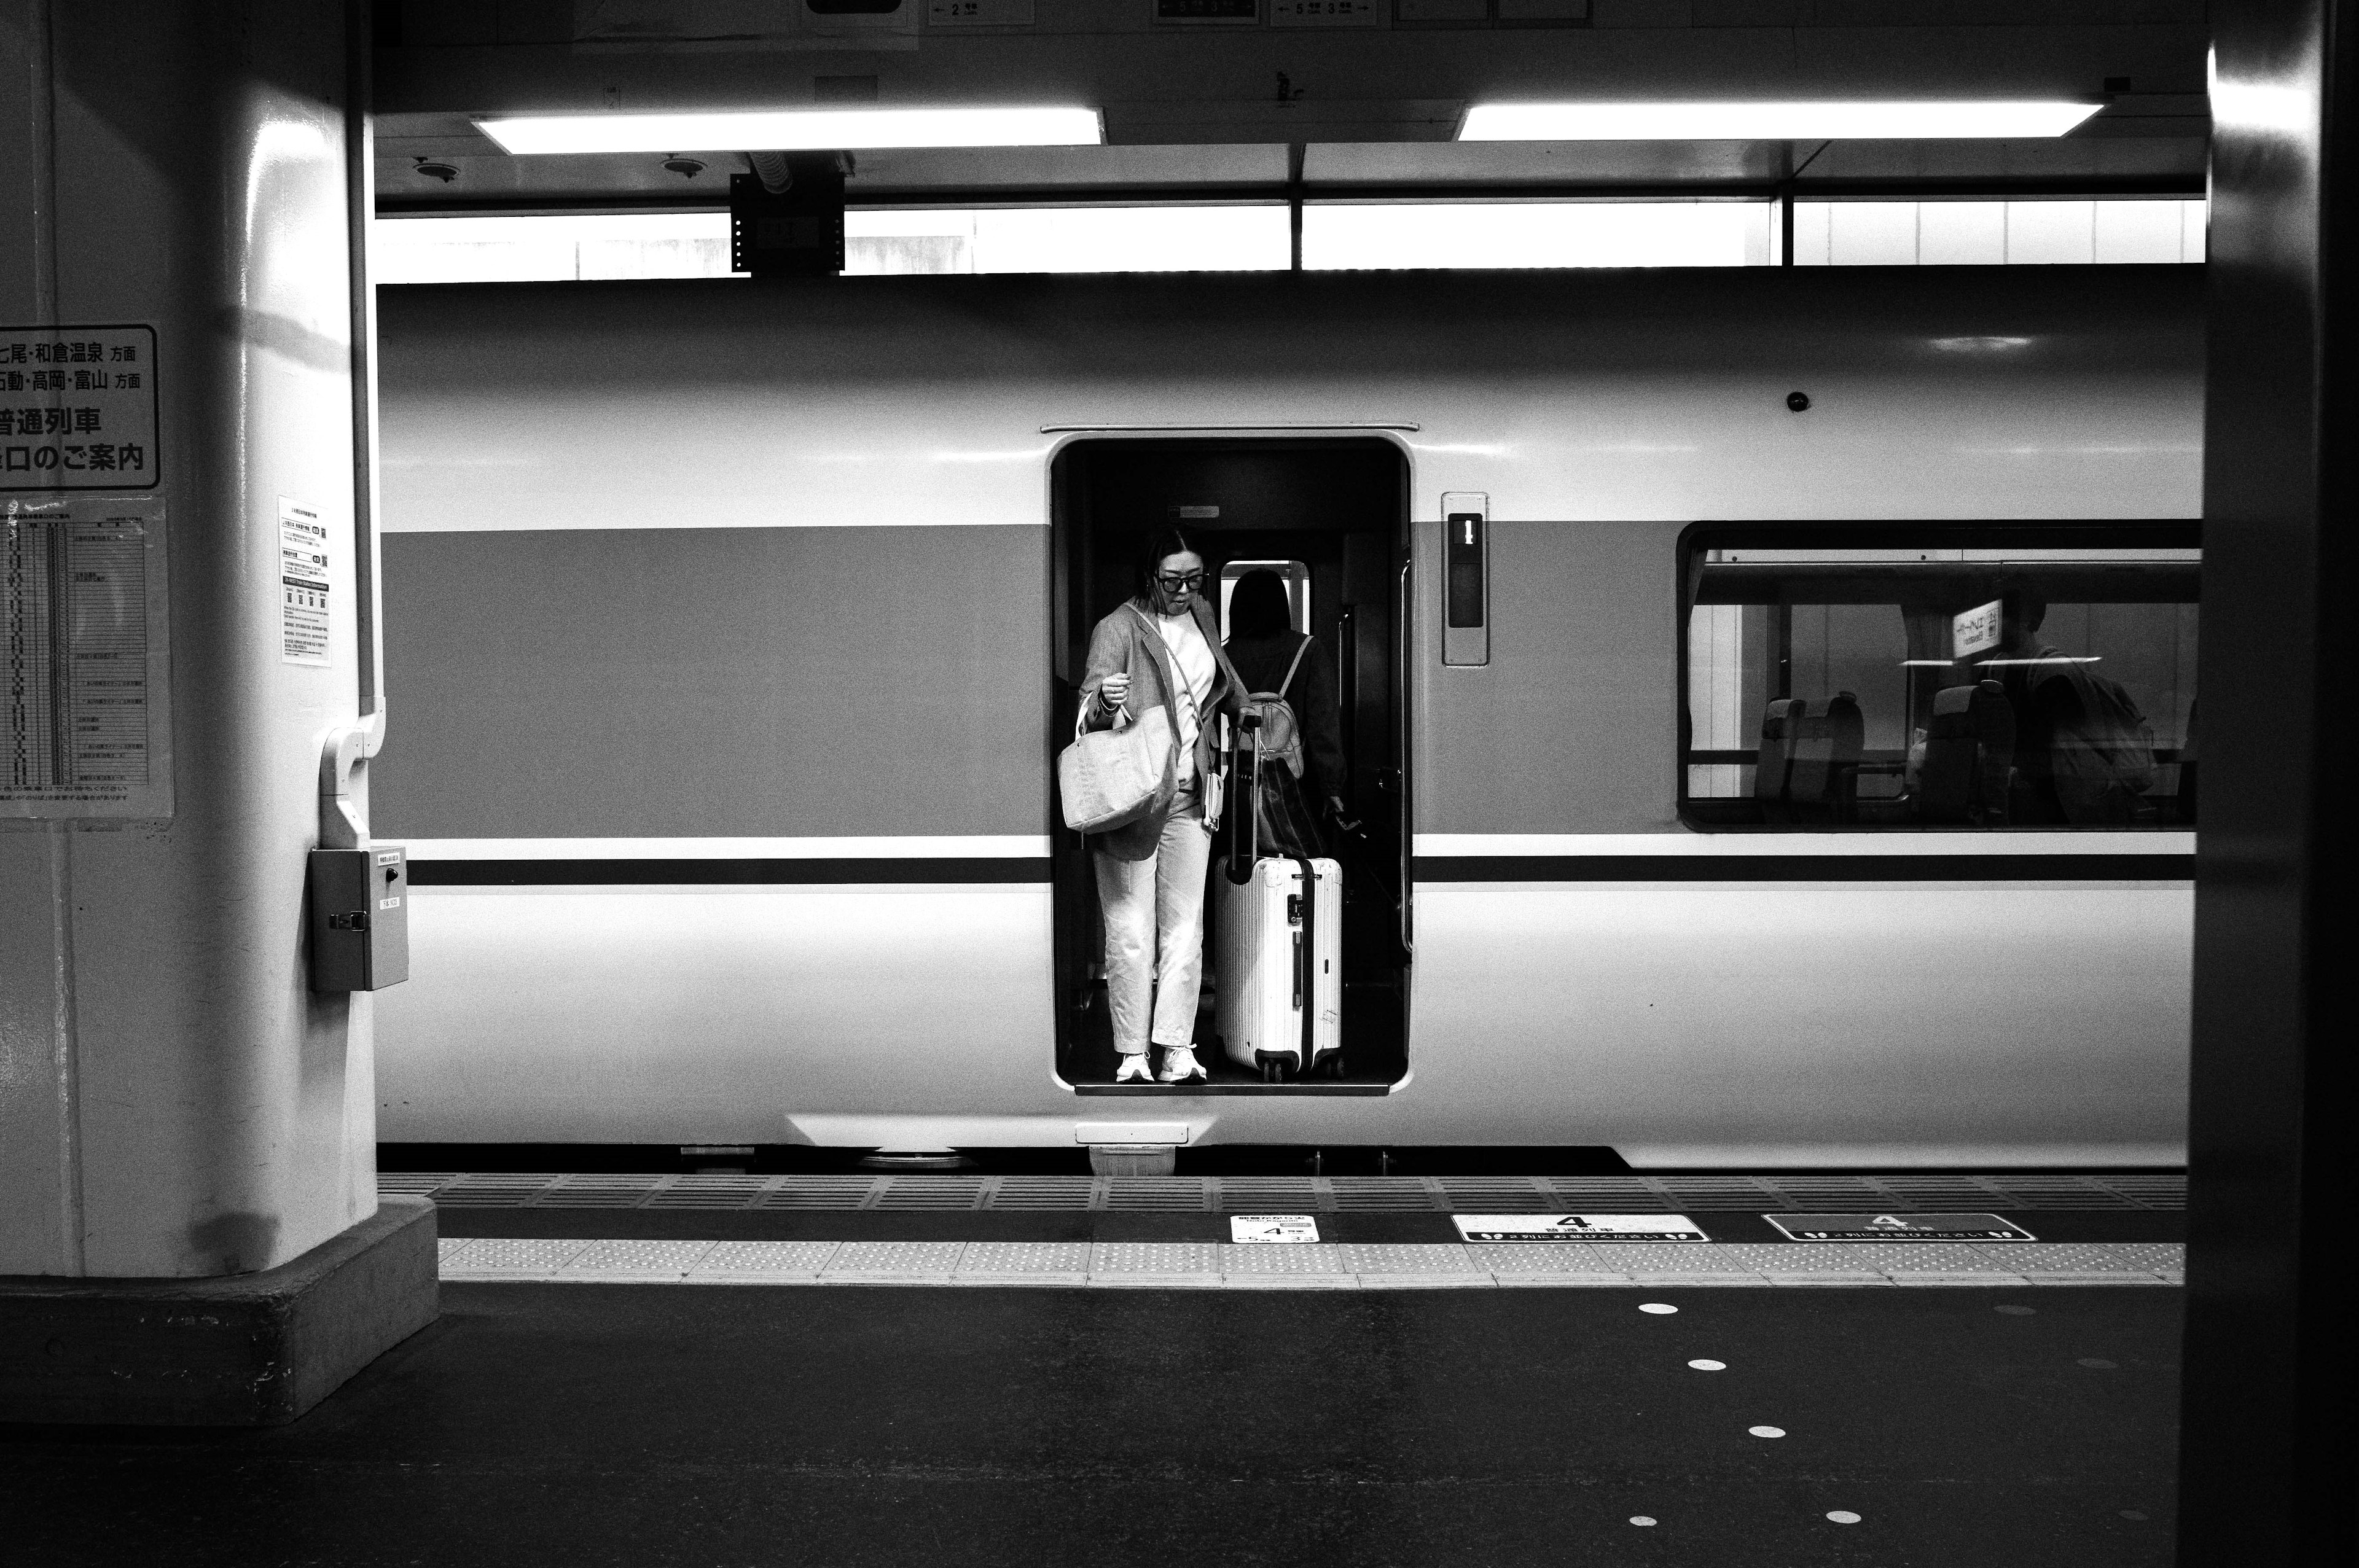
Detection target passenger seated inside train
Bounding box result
[1076,528,1245,1086]
[1974,580,2162,825]
[1681,531,2194,829]
[1222,568,1355,852]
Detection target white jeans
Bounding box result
[1095,790,1211,1054]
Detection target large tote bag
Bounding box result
[1058,609,1181,835]
[1058,702,1175,834]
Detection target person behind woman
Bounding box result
[1222,569,1352,844]
[1078,529,1245,1084]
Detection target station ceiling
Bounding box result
[375,1,2210,211]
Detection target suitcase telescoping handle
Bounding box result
[1289,854,1316,1061]
[1226,711,1262,885]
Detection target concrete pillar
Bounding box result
[0,0,432,1423]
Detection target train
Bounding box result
[369,261,2201,1168]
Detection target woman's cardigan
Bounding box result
[1078,596,1245,861]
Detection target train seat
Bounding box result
[1914,679,2016,824]
[1755,697,1807,821]
[1782,692,1864,822]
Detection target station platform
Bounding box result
[4,1172,2181,1567]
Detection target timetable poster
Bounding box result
[1,494,173,818]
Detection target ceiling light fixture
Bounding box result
[475,106,1104,155]
[1458,101,2102,141]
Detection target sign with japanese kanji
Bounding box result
[278,496,331,666]
[2,494,173,818]
[1453,1214,1710,1243]
[1229,1214,1320,1244]
[0,324,158,491]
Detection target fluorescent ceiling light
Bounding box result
[1459,101,2102,141]
[476,107,1104,155]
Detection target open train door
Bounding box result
[1049,437,1411,1091]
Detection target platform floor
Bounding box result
[4,1282,2177,1567]
[2,1174,2183,1567]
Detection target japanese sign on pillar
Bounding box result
[0,325,159,491]
[1,326,170,817]
[2,493,174,819]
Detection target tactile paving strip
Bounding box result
[439,1239,2183,1288]
[1220,1243,1349,1275]
[692,1241,840,1275]
[446,1238,590,1272]
[560,1240,716,1274]
[1587,1244,1760,1274]
[1338,1242,1483,1275]
[823,1241,967,1277]
[1972,1242,2184,1276]
[959,1241,1090,1276]
[1721,1242,1985,1277]
[390,1171,2188,1212]
[1468,1244,1615,1274]
[1090,1241,1219,1277]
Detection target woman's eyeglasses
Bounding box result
[1154,571,1205,592]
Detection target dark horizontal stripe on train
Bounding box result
[409,858,1053,886]
[1412,854,2197,883]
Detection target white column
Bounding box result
[1,0,378,1278]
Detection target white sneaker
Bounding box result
[1114,1053,1154,1084]
[1156,1047,1208,1084]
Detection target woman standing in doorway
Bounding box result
[1222,568,1354,852]
[1078,529,1245,1084]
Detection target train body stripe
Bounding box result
[409,858,1052,886]
[1414,854,2196,883]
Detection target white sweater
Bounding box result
[1153,609,1216,766]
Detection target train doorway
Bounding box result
[1050,438,1411,1093]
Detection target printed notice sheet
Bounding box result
[1,494,173,817]
[278,496,331,666]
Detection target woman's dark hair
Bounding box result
[1227,569,1294,640]
[1131,526,1204,603]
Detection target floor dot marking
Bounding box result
[2119,1510,2148,1521]
[1638,1302,1678,1315]
[1688,1359,1727,1371]
[1995,1304,2036,1316]
[1629,1516,1657,1527]
[1826,1511,1862,1525]
[2077,1357,2119,1368]
[1747,1425,1786,1438]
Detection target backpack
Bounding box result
[1239,638,1312,780]
[2040,660,2158,821]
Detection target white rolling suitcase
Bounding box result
[1214,855,1342,1082]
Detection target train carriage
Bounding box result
[372,262,2199,1168]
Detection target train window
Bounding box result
[1680,528,2201,829]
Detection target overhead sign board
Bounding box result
[1952,598,2002,660]
[0,324,158,491]
[1453,1214,1708,1244]
[1764,1212,2035,1242]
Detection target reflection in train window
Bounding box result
[1679,529,2201,829]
